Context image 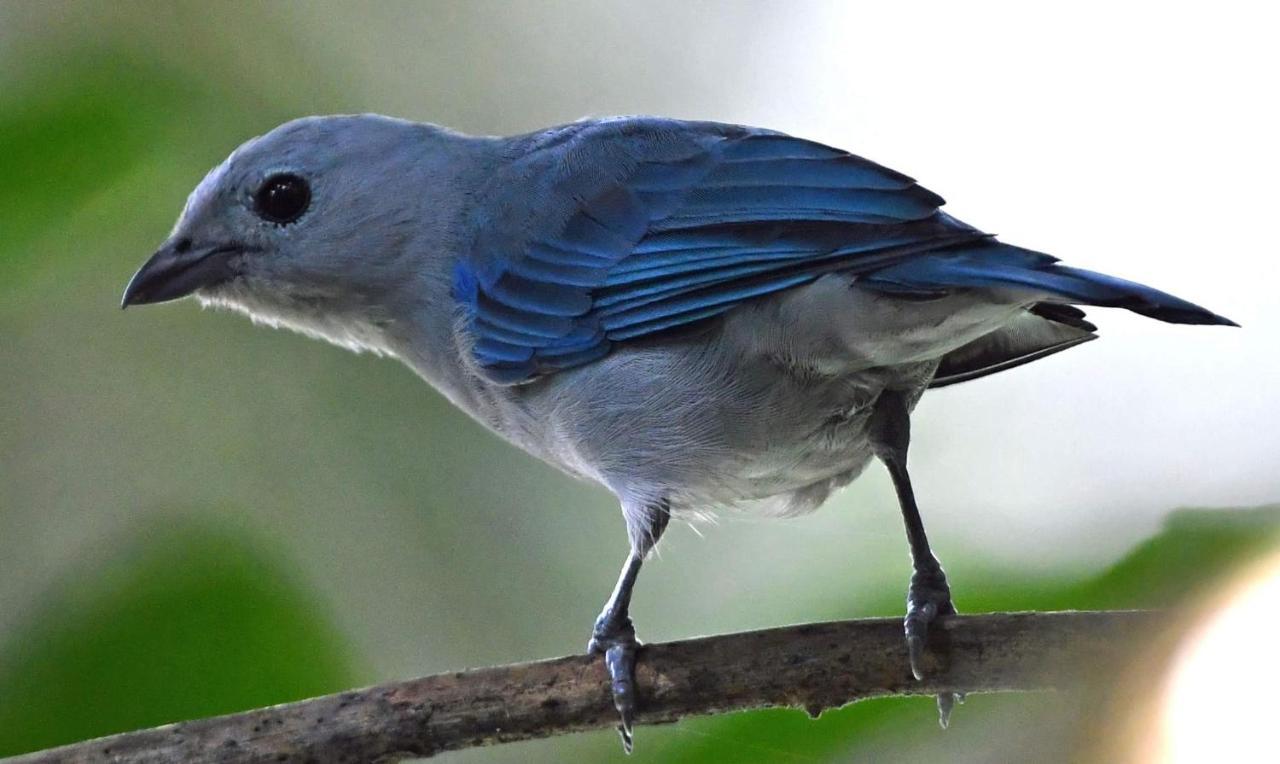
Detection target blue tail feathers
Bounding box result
[862,241,1238,327]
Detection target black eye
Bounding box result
[253,173,311,224]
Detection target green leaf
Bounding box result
[1065,505,1280,609]
[0,54,194,281]
[0,518,359,756]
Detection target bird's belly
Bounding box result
[505,277,1016,514]
[517,340,930,517]
[694,408,883,517]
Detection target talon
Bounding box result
[590,619,641,753]
[617,721,634,755]
[903,567,959,725]
[906,634,926,681]
[904,599,937,681]
[604,642,637,712]
[937,692,955,729]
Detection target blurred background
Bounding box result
[2,2,1278,761]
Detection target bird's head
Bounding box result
[122,114,474,352]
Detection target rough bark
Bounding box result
[5,610,1158,763]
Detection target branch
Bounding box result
[6,610,1157,763]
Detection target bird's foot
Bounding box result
[587,615,640,753]
[905,564,963,728]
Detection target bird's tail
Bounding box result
[862,241,1237,326]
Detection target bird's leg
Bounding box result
[587,500,669,754]
[868,388,962,727]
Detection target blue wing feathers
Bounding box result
[671,185,942,223]
[600,272,817,333]
[628,157,714,193]
[718,134,849,161]
[477,362,539,385]
[535,335,608,357]
[535,344,613,369]
[473,293,573,337]
[865,243,1236,326]
[595,235,985,324]
[508,256,608,287]
[488,273,591,316]
[656,210,913,227]
[554,217,635,259]
[594,260,789,311]
[604,304,743,341]
[473,337,535,364]
[455,119,1230,384]
[576,186,652,239]
[526,241,616,268]
[474,318,568,347]
[455,122,971,382]
[603,248,815,284]
[702,157,915,190]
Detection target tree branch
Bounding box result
[6,610,1157,763]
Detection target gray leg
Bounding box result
[869,388,962,727]
[587,501,670,753]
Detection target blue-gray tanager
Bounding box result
[122,115,1234,749]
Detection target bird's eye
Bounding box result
[253,173,311,224]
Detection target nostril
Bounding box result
[173,237,193,254]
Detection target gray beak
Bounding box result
[121,240,244,308]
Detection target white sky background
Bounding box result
[758,2,1280,545]
[291,0,1280,556]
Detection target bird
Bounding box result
[122,114,1235,751]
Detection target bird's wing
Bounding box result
[454,118,988,384]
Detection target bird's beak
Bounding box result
[121,241,244,308]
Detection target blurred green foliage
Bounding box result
[0,55,195,280]
[0,519,357,757]
[1067,507,1280,609]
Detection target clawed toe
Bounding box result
[904,600,939,681]
[589,619,640,753]
[904,567,960,727]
